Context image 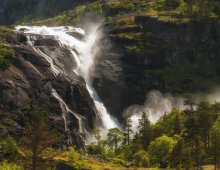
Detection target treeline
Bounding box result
[159,0,220,17]
[87,97,220,169]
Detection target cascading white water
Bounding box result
[15,25,118,141]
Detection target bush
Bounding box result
[66,147,84,170]
[148,135,177,168]
[132,150,150,167]
[0,161,24,170]
[164,0,182,10]
[87,143,101,155]
[125,3,134,11]
[0,43,15,70]
[87,142,109,157]
[0,136,18,161]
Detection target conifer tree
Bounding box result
[124,118,133,145]
[138,112,152,149]
[18,107,60,170]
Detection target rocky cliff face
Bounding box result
[94,17,220,120]
[0,0,90,25]
[0,30,98,147]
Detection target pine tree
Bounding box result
[138,112,152,150]
[173,113,181,135]
[18,107,60,170]
[197,102,214,152]
[124,118,133,145]
[184,94,196,110]
[210,118,220,170]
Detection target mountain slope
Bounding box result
[0,0,95,25]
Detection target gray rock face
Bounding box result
[93,17,220,121]
[0,32,97,148]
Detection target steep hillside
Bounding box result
[0,0,95,25]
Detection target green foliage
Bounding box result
[164,0,183,10]
[0,136,18,161]
[125,3,135,11]
[124,118,133,145]
[18,106,60,170]
[0,27,14,35]
[0,43,15,70]
[210,117,220,169]
[148,135,177,167]
[93,129,101,144]
[132,150,150,167]
[137,112,152,149]
[153,109,185,137]
[87,141,108,156]
[87,142,100,155]
[86,101,220,168]
[0,161,24,170]
[66,147,84,170]
[107,128,124,153]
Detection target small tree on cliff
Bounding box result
[18,107,60,170]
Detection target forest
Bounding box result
[0,98,220,169]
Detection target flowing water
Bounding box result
[15,25,118,142]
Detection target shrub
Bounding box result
[66,147,84,170]
[148,135,177,168]
[87,143,101,155]
[87,142,108,157]
[164,0,183,10]
[125,3,134,11]
[0,161,24,170]
[132,150,150,167]
[0,43,15,70]
[0,136,18,161]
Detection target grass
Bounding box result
[202,165,215,170]
[1,147,216,170]
[15,0,219,26]
[112,32,142,40]
[50,149,216,170]
[0,27,14,35]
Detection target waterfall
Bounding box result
[15,25,118,141]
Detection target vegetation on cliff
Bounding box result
[13,1,220,96]
[0,27,15,70]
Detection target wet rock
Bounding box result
[0,32,98,148]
